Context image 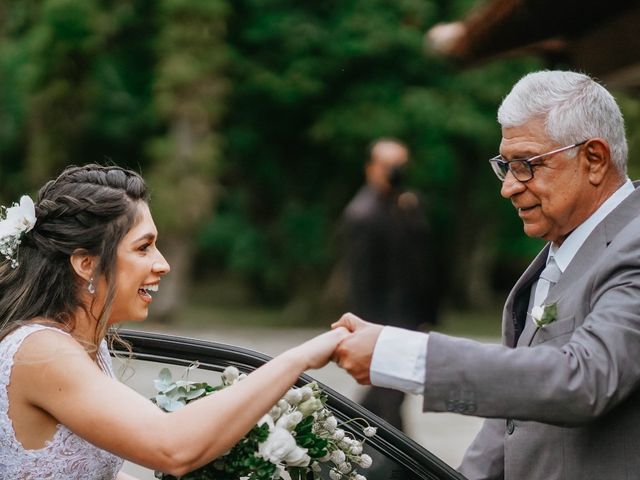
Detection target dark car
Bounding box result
[111,329,466,480]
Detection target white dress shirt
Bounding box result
[370,179,635,394]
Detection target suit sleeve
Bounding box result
[458,418,505,480]
[422,221,640,425]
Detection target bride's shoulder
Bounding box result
[11,322,85,365]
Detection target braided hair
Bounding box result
[0,164,148,349]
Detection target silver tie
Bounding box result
[532,256,562,308]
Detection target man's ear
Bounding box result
[70,249,98,282]
[583,138,611,185]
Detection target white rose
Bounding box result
[269,405,282,420]
[284,388,303,405]
[299,385,314,401]
[258,427,300,464]
[358,454,373,469]
[222,366,240,384]
[5,196,36,233]
[363,426,377,437]
[531,305,544,323]
[332,428,345,441]
[284,447,310,467]
[258,414,274,429]
[298,397,323,416]
[276,411,303,431]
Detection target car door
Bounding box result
[111,329,466,480]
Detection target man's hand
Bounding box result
[331,313,384,385]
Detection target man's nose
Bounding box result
[500,171,526,199]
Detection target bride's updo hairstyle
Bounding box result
[0,164,148,348]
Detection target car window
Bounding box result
[111,329,465,480]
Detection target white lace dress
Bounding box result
[0,324,124,479]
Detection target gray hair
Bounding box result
[497,70,628,175]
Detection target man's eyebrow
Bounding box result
[501,149,541,160]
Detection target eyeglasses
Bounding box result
[489,140,587,182]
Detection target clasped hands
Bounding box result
[330,313,384,385]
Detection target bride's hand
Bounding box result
[292,327,350,370]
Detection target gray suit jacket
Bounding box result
[423,186,640,479]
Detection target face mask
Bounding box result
[387,166,406,188]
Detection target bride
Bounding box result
[0,164,348,479]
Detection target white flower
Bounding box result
[339,437,353,450]
[338,462,352,474]
[317,452,331,462]
[285,447,311,467]
[269,405,282,420]
[330,450,346,465]
[531,305,544,324]
[298,397,323,416]
[531,302,557,327]
[349,442,363,455]
[358,454,373,469]
[0,195,36,268]
[363,426,377,437]
[258,414,274,429]
[329,470,342,480]
[299,385,314,401]
[311,461,322,473]
[354,474,366,480]
[324,416,338,432]
[222,366,240,384]
[332,428,345,440]
[258,426,309,466]
[2,196,36,235]
[276,411,303,431]
[284,388,303,405]
[277,399,290,411]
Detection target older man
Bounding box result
[333,70,640,479]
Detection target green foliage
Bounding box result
[211,0,542,303]
[3,0,639,309]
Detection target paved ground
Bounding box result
[119,325,491,478]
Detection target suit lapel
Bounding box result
[503,246,549,347]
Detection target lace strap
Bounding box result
[0,324,71,416]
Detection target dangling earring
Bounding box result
[87,277,96,295]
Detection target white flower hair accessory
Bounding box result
[0,195,37,268]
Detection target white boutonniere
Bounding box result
[531,303,557,328]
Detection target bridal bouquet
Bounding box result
[152,364,375,480]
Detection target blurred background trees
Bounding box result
[1,0,638,324]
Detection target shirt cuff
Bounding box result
[370,326,428,395]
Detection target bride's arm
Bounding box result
[15,328,348,477]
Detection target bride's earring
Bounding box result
[87,277,96,295]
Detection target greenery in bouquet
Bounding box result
[152,364,376,480]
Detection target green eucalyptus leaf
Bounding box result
[186,387,206,400]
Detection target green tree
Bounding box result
[146,0,229,320]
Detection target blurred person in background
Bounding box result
[341,138,439,431]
